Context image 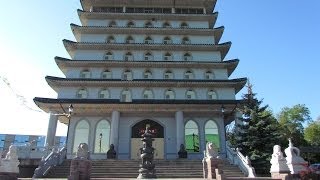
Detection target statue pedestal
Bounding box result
[203,157,222,180]
[270,172,291,180]
[0,159,20,180]
[0,172,18,180]
[68,159,92,180]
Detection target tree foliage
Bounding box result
[304,121,320,146]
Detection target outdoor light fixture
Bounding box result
[221,105,225,113]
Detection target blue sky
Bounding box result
[0,0,319,135]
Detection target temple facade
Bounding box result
[34,0,246,160]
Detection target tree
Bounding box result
[277,104,311,147]
[233,82,282,175]
[304,121,320,146]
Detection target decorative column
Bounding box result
[110,111,120,151]
[175,111,184,152]
[45,114,58,148]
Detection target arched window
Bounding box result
[144,52,153,61]
[163,36,172,44]
[205,120,220,151]
[164,52,173,61]
[185,120,200,152]
[208,90,218,100]
[144,36,153,44]
[182,37,190,44]
[101,70,112,79]
[94,120,111,153]
[164,70,173,79]
[109,20,117,27]
[183,53,192,61]
[124,52,134,61]
[184,70,194,79]
[126,36,134,44]
[121,89,132,102]
[73,120,89,153]
[180,22,189,28]
[144,21,153,28]
[127,21,135,27]
[165,89,175,99]
[123,70,133,80]
[143,70,152,79]
[98,89,110,99]
[143,89,154,99]
[104,52,113,60]
[186,89,196,99]
[80,70,91,78]
[76,88,88,99]
[205,71,215,79]
[162,22,171,28]
[106,36,115,43]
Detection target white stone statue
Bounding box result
[75,143,89,159]
[270,145,290,173]
[284,139,307,174]
[0,145,20,173]
[205,142,219,159]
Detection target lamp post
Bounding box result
[99,133,103,153]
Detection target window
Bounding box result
[180,22,189,28]
[144,52,153,61]
[183,53,192,61]
[208,90,218,100]
[94,120,111,153]
[162,22,171,28]
[80,70,91,78]
[124,52,134,61]
[186,89,196,99]
[106,36,115,43]
[205,71,214,79]
[127,21,135,27]
[164,52,173,61]
[121,89,132,102]
[0,134,5,150]
[144,36,153,44]
[164,70,173,79]
[104,52,113,60]
[185,120,200,152]
[73,120,89,153]
[14,135,29,146]
[109,21,117,27]
[76,88,88,99]
[143,89,153,99]
[99,89,110,99]
[143,70,152,79]
[123,70,133,80]
[101,70,112,79]
[144,21,153,28]
[165,89,175,99]
[182,37,190,44]
[205,120,220,151]
[163,37,172,44]
[184,70,194,79]
[126,36,134,44]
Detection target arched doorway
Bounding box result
[131,119,164,159]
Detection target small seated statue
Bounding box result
[270,145,289,173]
[75,143,89,159]
[107,144,116,159]
[178,144,187,158]
[206,142,219,159]
[0,145,20,174]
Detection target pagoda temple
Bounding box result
[34,0,247,160]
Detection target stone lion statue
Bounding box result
[206,142,218,158]
[75,143,89,159]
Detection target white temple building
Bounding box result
[34,0,247,160]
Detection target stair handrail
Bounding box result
[226,142,256,177]
[32,146,67,178]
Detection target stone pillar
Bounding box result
[203,7,207,14]
[219,117,227,158]
[171,8,175,14]
[45,114,58,148]
[175,111,184,152]
[110,111,120,152]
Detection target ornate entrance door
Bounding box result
[131,119,164,159]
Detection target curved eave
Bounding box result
[78,10,218,28]
[80,0,217,14]
[45,76,246,93]
[55,56,238,76]
[71,23,224,43]
[63,40,231,60]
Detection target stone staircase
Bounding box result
[45,159,245,179]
